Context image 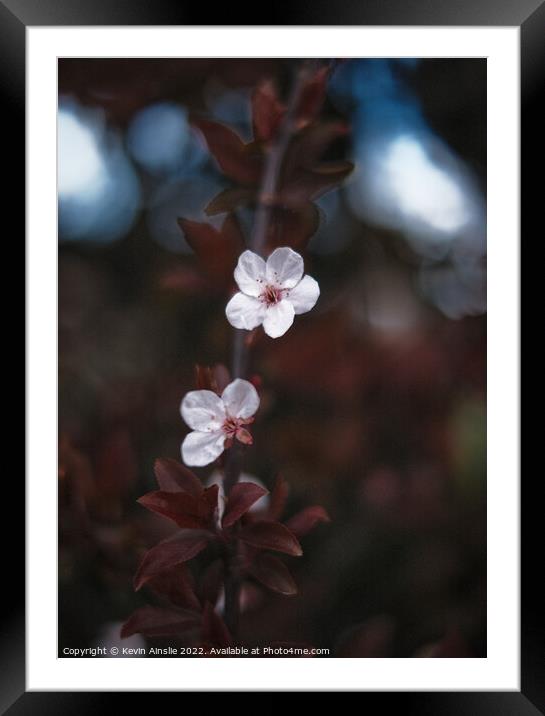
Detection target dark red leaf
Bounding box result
[205,187,254,216]
[249,554,297,596]
[283,122,349,181]
[296,65,330,127]
[201,484,220,517]
[153,458,203,497]
[238,520,303,556]
[222,482,269,528]
[252,79,286,142]
[281,161,354,204]
[266,203,321,252]
[192,117,263,185]
[201,602,232,648]
[268,474,290,520]
[178,215,244,288]
[285,505,331,538]
[146,564,201,612]
[138,490,206,528]
[134,530,210,591]
[121,606,200,639]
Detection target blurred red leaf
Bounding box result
[138,486,219,529]
[178,214,245,288]
[147,564,201,612]
[281,161,354,204]
[153,458,203,497]
[283,122,349,177]
[266,203,321,252]
[134,530,211,590]
[222,482,269,528]
[252,79,286,142]
[296,65,329,127]
[268,474,290,521]
[201,602,232,648]
[205,187,254,216]
[121,606,200,639]
[249,553,297,596]
[192,117,263,185]
[285,505,331,538]
[238,520,303,556]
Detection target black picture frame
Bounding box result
[9,0,534,708]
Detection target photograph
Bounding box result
[57,56,487,659]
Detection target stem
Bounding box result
[222,60,312,637]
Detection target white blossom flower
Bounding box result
[180,378,259,467]
[225,247,320,338]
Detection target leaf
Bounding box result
[146,564,201,612]
[153,458,203,497]
[134,530,210,591]
[138,485,218,529]
[138,491,206,528]
[285,505,331,538]
[268,474,289,520]
[296,65,330,128]
[283,122,349,178]
[178,215,244,288]
[222,482,269,528]
[266,203,320,252]
[192,117,263,185]
[238,520,303,556]
[121,606,200,639]
[281,161,354,204]
[201,602,232,648]
[205,187,254,216]
[252,79,286,142]
[249,554,297,596]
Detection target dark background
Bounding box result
[58,58,486,657]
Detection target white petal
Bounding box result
[234,250,266,297]
[181,430,226,467]
[221,378,260,419]
[286,274,320,315]
[225,292,266,330]
[266,247,304,289]
[263,300,295,338]
[180,390,226,431]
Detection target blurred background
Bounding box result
[58,58,486,657]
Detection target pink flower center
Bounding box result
[222,416,244,438]
[260,284,283,307]
[222,415,254,446]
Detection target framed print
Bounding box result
[11,0,535,708]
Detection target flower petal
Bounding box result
[225,292,266,330]
[234,250,266,297]
[265,247,304,289]
[221,378,260,419]
[286,274,320,315]
[263,300,295,338]
[181,430,226,467]
[180,390,226,432]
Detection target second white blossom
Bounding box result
[225,247,320,338]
